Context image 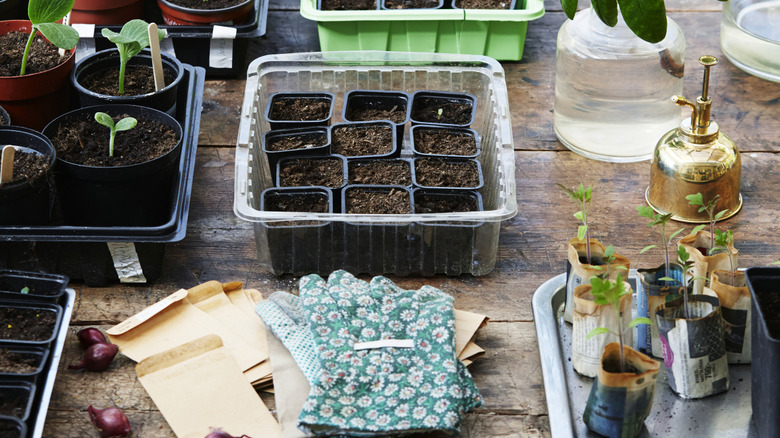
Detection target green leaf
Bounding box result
[686,193,703,207]
[592,0,619,27]
[561,0,578,20]
[658,276,679,283]
[636,205,655,219]
[629,317,652,328]
[577,225,587,241]
[94,112,115,129]
[677,245,690,263]
[714,209,728,220]
[573,211,585,221]
[691,224,706,234]
[115,117,137,132]
[604,244,615,259]
[771,261,780,265]
[101,28,137,45]
[586,327,612,340]
[669,227,685,242]
[36,22,79,50]
[617,0,667,43]
[20,287,29,294]
[28,0,74,24]
[640,244,656,254]
[556,183,577,200]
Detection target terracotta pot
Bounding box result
[70,0,144,25]
[0,21,75,131]
[157,0,254,25]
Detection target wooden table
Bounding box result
[42,0,780,436]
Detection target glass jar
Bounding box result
[721,0,780,82]
[553,8,686,162]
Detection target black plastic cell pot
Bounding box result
[265,92,335,130]
[0,302,62,347]
[0,104,10,125]
[318,0,380,9]
[0,345,49,383]
[745,267,780,438]
[0,127,56,226]
[0,415,26,438]
[636,263,685,357]
[347,158,413,186]
[410,125,480,159]
[260,187,334,275]
[410,91,477,127]
[71,48,185,116]
[381,0,444,8]
[331,121,399,159]
[262,127,330,182]
[342,90,410,149]
[412,157,484,190]
[0,269,68,304]
[44,104,183,227]
[277,155,347,207]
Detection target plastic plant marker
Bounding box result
[0,146,13,183]
[147,23,165,92]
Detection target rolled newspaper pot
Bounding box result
[704,269,751,364]
[636,264,686,357]
[564,238,630,323]
[583,342,660,438]
[572,283,632,378]
[656,294,729,399]
[679,230,738,295]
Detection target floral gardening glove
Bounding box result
[297,270,482,436]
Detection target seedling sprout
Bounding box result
[19,0,79,76]
[686,193,728,252]
[637,206,684,279]
[101,20,165,95]
[558,183,593,264]
[94,112,137,157]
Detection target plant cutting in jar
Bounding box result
[100,19,165,95]
[18,0,79,76]
[94,112,137,157]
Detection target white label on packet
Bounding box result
[354,339,415,350]
[209,25,237,69]
[107,242,147,283]
[72,24,96,62]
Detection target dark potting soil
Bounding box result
[349,160,411,185]
[80,66,175,97]
[51,113,179,167]
[0,149,49,187]
[346,103,407,123]
[384,0,440,8]
[0,393,27,419]
[267,132,328,152]
[346,188,411,214]
[455,0,513,8]
[0,349,38,374]
[278,158,344,188]
[414,128,477,155]
[0,307,56,341]
[412,97,474,125]
[167,0,248,9]
[269,98,331,122]
[265,193,329,213]
[602,355,641,374]
[415,193,478,213]
[320,0,376,9]
[0,31,70,77]
[332,124,394,157]
[756,290,780,339]
[0,418,23,434]
[579,255,605,266]
[415,158,480,188]
[0,112,7,125]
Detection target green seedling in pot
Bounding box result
[590,244,627,280]
[686,192,728,252]
[19,0,79,76]
[659,246,708,319]
[558,182,593,264]
[712,229,737,286]
[586,273,652,373]
[20,287,29,294]
[637,205,684,279]
[94,112,137,157]
[435,108,443,121]
[101,19,165,95]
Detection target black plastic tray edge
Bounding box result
[0,64,205,243]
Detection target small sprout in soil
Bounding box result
[589,244,627,280]
[712,229,737,286]
[686,192,728,252]
[585,273,652,373]
[20,287,29,294]
[659,246,708,318]
[19,0,79,76]
[435,108,443,121]
[637,205,684,280]
[557,182,593,264]
[94,112,137,157]
[101,19,165,95]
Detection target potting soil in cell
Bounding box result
[0,32,69,76]
[346,188,410,214]
[319,0,376,10]
[270,98,331,121]
[267,133,328,152]
[0,308,56,341]
[166,0,248,9]
[0,349,38,374]
[332,125,394,156]
[414,129,477,155]
[80,66,176,97]
[415,158,479,187]
[411,98,473,125]
[279,159,344,187]
[415,194,478,213]
[349,161,411,185]
[0,149,49,186]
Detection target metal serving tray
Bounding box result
[532,271,756,437]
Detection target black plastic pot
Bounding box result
[0,302,62,347]
[276,155,347,208]
[0,127,56,226]
[44,104,183,228]
[347,158,413,186]
[262,127,330,182]
[745,267,780,438]
[412,157,484,190]
[410,125,480,159]
[342,90,410,149]
[0,269,68,303]
[0,345,49,383]
[0,381,34,422]
[71,48,185,116]
[331,121,399,159]
[265,92,335,130]
[636,263,686,357]
[260,187,335,275]
[0,415,26,438]
[410,91,477,127]
[0,104,10,125]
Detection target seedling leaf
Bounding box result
[115,117,138,132]
[28,0,74,24]
[586,327,612,340]
[629,317,652,328]
[36,23,78,50]
[640,245,657,254]
[577,225,587,241]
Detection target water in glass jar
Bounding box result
[721,0,780,82]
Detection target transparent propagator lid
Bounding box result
[234,51,517,225]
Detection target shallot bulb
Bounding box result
[204,427,252,438]
[69,342,118,371]
[77,327,108,348]
[88,406,131,438]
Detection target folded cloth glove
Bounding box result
[297,270,482,436]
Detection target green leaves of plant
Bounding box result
[94,112,115,130]
[592,0,618,27]
[617,0,667,43]
[561,0,578,20]
[35,23,79,50]
[102,19,164,60]
[19,0,78,75]
[586,327,612,340]
[28,0,74,24]
[95,112,137,157]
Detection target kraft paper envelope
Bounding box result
[225,286,263,319]
[454,309,488,356]
[136,335,281,438]
[107,289,265,372]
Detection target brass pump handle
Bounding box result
[672,95,697,122]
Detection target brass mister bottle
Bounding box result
[645,55,742,223]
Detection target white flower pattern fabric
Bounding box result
[297,270,482,436]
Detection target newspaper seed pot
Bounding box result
[583,343,660,438]
[0,127,56,226]
[636,263,685,357]
[704,269,751,363]
[262,127,330,182]
[265,92,335,130]
[679,230,738,294]
[331,121,399,159]
[410,125,480,159]
[655,294,729,399]
[342,90,410,149]
[564,238,630,323]
[410,91,477,127]
[744,267,780,438]
[571,283,632,378]
[348,158,413,186]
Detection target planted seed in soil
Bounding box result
[346,103,407,123]
[0,308,56,341]
[0,149,49,187]
[167,0,247,9]
[415,158,480,188]
[346,188,410,214]
[80,66,175,97]
[265,193,329,226]
[455,0,513,8]
[51,113,179,167]
[279,158,344,188]
[0,32,70,77]
[415,194,478,213]
[414,129,477,155]
[0,393,27,419]
[267,132,327,152]
[332,124,393,156]
[270,98,330,121]
[0,349,38,374]
[320,0,376,9]
[412,97,474,125]
[349,160,411,185]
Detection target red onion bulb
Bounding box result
[88,406,131,438]
[77,327,109,348]
[69,343,118,371]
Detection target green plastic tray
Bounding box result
[299,0,544,60]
